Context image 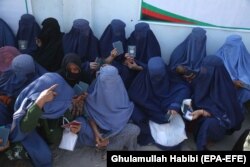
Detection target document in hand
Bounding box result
[182,104,193,121]
[112,41,124,55]
[181,99,193,121]
[0,127,10,147]
[128,45,136,58]
[73,81,89,95]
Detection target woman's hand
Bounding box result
[123,53,143,71]
[90,62,99,70]
[35,84,58,109]
[0,139,10,152]
[169,109,178,115]
[124,53,134,65]
[71,92,88,117]
[103,49,118,64]
[191,109,211,120]
[233,80,244,89]
[110,48,118,58]
[95,134,109,149]
[127,61,143,71]
[70,124,81,134]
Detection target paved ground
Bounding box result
[1,111,249,167]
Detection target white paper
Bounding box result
[149,114,187,147]
[59,129,78,151]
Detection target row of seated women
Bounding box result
[0,17,250,167]
[0,52,247,166]
[1,15,160,85]
[2,14,250,109]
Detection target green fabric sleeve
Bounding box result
[20,104,42,133]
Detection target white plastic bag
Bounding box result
[59,117,78,151]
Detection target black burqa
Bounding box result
[32,18,64,72]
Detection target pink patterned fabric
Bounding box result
[0,46,20,72]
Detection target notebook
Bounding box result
[73,81,89,96]
[18,40,28,50]
[112,41,124,55]
[182,104,193,121]
[95,57,105,70]
[0,127,10,147]
[128,45,136,58]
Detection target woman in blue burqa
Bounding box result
[169,27,207,80]
[188,56,244,150]
[216,35,250,112]
[9,73,75,167]
[0,18,16,47]
[121,22,161,88]
[99,19,127,75]
[128,57,190,149]
[63,19,100,81]
[76,65,140,156]
[0,54,47,99]
[16,14,41,54]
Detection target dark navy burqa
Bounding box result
[32,18,64,72]
[0,18,16,47]
[128,57,190,145]
[169,27,207,72]
[121,22,161,88]
[127,22,161,65]
[63,19,100,77]
[99,19,127,59]
[16,14,41,54]
[99,19,131,85]
[191,56,244,150]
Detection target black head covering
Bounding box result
[58,53,91,86]
[32,17,64,71]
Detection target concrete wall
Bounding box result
[0,0,31,33]
[91,0,250,63]
[1,0,250,63]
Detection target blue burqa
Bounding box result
[99,19,127,58]
[127,22,161,65]
[16,14,41,54]
[85,65,134,137]
[169,27,207,72]
[99,19,131,86]
[191,55,244,150]
[63,19,100,76]
[0,18,16,47]
[10,73,74,167]
[0,54,47,98]
[216,35,250,106]
[121,22,161,88]
[128,57,190,145]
